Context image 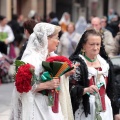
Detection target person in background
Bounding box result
[0,15,14,55]
[69,28,119,120]
[113,59,120,120]
[17,15,24,37]
[111,24,120,120]
[57,22,81,58]
[17,19,37,60]
[49,12,59,26]
[108,8,116,24]
[28,10,42,23]
[91,17,114,57]
[8,14,23,46]
[75,16,88,35]
[109,15,119,37]
[101,16,114,36]
[48,12,63,38]
[0,52,13,83]
[111,23,120,56]
[59,12,71,33]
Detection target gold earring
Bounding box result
[81,49,85,55]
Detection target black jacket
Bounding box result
[16,41,28,60]
[69,55,118,117]
[113,65,120,113]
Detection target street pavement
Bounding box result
[0,83,14,120]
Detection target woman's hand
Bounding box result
[65,68,75,77]
[114,114,120,120]
[84,85,99,95]
[36,78,60,91]
[45,78,60,89]
[65,63,80,77]
[4,39,8,44]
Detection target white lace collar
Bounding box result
[79,54,109,87]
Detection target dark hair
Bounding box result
[23,19,37,34]
[12,14,18,20]
[70,28,108,60]
[0,15,6,21]
[69,28,116,116]
[49,12,56,19]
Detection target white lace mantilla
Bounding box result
[9,23,64,120]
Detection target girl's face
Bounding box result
[83,35,101,57]
[48,34,59,53]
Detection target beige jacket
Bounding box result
[103,29,114,57]
[112,32,120,56]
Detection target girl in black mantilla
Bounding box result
[69,28,119,120]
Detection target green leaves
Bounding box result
[15,60,25,71]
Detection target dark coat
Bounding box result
[16,41,28,60]
[69,55,118,117]
[113,65,120,111]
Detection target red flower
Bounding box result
[43,56,73,113]
[46,56,72,67]
[15,63,35,93]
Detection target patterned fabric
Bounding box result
[70,54,113,120]
[0,53,13,83]
[10,23,64,120]
[89,76,107,111]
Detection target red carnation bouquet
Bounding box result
[41,56,73,113]
[14,60,38,93]
[14,56,73,113]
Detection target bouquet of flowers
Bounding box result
[41,56,73,113]
[14,60,38,93]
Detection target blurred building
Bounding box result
[0,0,12,20]
[0,0,56,21]
[0,0,120,22]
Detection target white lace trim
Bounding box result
[79,54,109,88]
[10,23,57,120]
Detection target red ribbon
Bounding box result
[89,76,107,111]
[52,92,59,113]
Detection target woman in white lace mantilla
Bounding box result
[10,22,73,120]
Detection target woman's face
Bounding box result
[1,18,7,26]
[83,35,101,57]
[48,34,59,53]
[64,14,70,21]
[67,24,75,34]
[24,29,30,39]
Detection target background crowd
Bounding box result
[0,8,120,120]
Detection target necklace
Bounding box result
[84,54,97,62]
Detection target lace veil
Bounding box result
[10,22,59,120]
[23,22,55,61]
